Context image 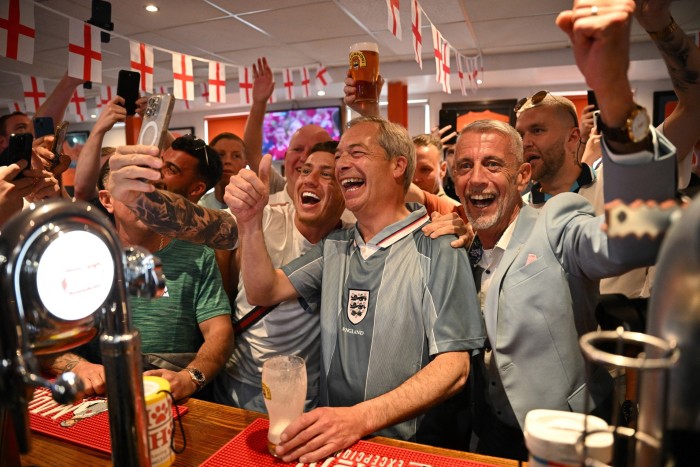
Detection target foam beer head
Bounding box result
[349,42,379,103]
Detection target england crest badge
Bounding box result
[347,289,369,325]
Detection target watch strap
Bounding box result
[596,105,649,144]
[185,367,205,389]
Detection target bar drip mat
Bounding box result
[202,418,498,467]
[28,387,188,454]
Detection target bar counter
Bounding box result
[20,398,520,466]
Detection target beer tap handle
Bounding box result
[124,246,166,298]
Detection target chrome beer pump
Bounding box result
[0,199,165,466]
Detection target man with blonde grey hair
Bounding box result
[226,115,485,463]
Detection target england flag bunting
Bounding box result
[315,65,332,91]
[431,24,443,85]
[299,67,311,98]
[441,40,451,94]
[411,0,422,69]
[7,101,25,114]
[283,68,295,100]
[172,53,194,100]
[208,61,226,103]
[20,75,45,113]
[130,41,154,93]
[386,0,401,40]
[68,87,87,122]
[68,19,102,83]
[456,54,466,96]
[0,0,35,63]
[99,84,115,108]
[199,82,209,102]
[238,66,253,105]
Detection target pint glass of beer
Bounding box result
[349,42,380,103]
[262,355,307,457]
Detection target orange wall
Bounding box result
[206,115,248,142]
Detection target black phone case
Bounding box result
[117,70,141,115]
[33,117,55,138]
[0,133,33,177]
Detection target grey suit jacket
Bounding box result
[483,131,677,429]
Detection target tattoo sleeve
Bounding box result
[654,28,699,95]
[132,189,239,250]
[39,353,86,375]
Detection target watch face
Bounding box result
[631,108,650,142]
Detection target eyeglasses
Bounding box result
[514,90,579,127]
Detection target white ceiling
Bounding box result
[1,0,699,116]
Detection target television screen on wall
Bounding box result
[262,106,342,160]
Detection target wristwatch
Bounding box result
[596,105,650,144]
[185,367,206,390]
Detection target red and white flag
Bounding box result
[283,68,295,100]
[208,61,226,103]
[20,75,45,113]
[299,67,311,98]
[386,0,401,40]
[130,41,154,93]
[199,82,209,102]
[456,54,466,96]
[411,0,422,69]
[0,0,35,63]
[68,19,102,82]
[100,85,115,106]
[238,66,253,105]
[7,101,25,114]
[172,53,194,100]
[431,24,444,85]
[68,88,87,122]
[441,40,451,94]
[315,65,333,91]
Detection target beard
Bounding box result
[530,143,567,184]
[464,194,507,232]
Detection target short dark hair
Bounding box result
[171,135,223,191]
[0,111,28,136]
[209,132,246,153]
[97,159,111,191]
[309,140,338,155]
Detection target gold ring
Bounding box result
[591,5,599,16]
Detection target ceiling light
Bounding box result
[317,90,326,97]
[145,4,159,13]
[476,79,483,85]
[90,114,97,119]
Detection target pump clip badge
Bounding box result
[347,289,369,325]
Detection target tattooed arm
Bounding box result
[40,352,107,397]
[134,189,239,249]
[636,0,700,161]
[108,145,239,250]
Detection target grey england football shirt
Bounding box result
[282,204,485,441]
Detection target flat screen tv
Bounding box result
[262,106,343,160]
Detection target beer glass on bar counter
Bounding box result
[349,42,380,103]
[262,355,307,457]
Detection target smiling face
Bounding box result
[212,137,246,185]
[334,121,407,219]
[294,150,345,229]
[453,127,530,246]
[515,105,578,187]
[283,124,332,194]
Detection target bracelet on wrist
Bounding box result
[647,16,678,41]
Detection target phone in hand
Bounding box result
[117,69,141,115]
[137,94,175,153]
[49,121,69,169]
[587,90,598,110]
[33,117,55,138]
[0,133,34,177]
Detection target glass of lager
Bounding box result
[262,355,307,457]
[349,42,380,103]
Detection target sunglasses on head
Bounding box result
[184,134,211,167]
[514,90,578,127]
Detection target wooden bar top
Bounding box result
[20,398,520,466]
